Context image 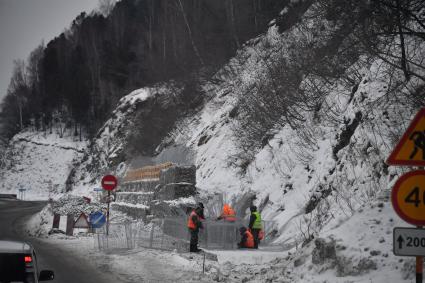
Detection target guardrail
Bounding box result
[0,194,17,199]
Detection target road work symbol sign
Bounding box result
[391,170,425,226]
[387,108,425,166]
[394,227,425,256]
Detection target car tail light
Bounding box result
[24,256,32,263]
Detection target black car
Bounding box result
[0,240,54,283]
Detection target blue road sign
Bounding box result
[89,211,106,228]
[93,187,103,192]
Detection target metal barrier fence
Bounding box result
[96,222,134,250]
[96,218,275,252]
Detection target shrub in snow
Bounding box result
[311,237,336,265]
[336,256,377,277]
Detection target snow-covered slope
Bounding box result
[69,85,182,198]
[0,130,86,199]
[1,1,424,282]
[147,8,424,282]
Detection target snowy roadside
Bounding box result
[23,203,294,282]
[24,196,416,283]
[25,206,209,282]
[39,235,216,283]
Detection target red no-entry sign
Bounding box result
[101,175,118,191]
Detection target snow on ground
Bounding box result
[195,201,415,283]
[24,203,292,282]
[209,247,287,265]
[26,215,215,282]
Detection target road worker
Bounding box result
[197,202,205,220]
[237,226,254,248]
[187,206,203,252]
[217,204,236,222]
[248,205,262,249]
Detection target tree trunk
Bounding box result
[227,0,240,49]
[18,100,23,130]
[163,1,168,63]
[177,0,205,66]
[74,120,78,136]
[396,0,410,81]
[253,0,258,31]
[149,0,154,50]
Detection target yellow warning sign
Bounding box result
[387,108,425,166]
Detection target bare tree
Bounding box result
[176,0,205,66]
[98,0,116,16]
[8,60,30,130]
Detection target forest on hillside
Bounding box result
[0,0,286,141]
[1,0,424,163]
[229,0,425,170]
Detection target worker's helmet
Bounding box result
[250,205,257,212]
[239,226,246,233]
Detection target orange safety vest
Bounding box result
[187,211,198,229]
[244,230,254,248]
[221,204,236,222]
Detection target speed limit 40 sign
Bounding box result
[392,170,425,226]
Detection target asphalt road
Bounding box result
[0,199,120,283]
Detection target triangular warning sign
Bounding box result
[387,108,425,166]
[74,213,89,228]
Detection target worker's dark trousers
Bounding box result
[252,229,261,249]
[189,228,199,252]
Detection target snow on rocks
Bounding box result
[52,194,105,217]
[70,84,178,198]
[26,204,54,237]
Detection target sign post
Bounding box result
[101,175,118,236]
[18,188,26,200]
[387,108,425,283]
[93,187,103,202]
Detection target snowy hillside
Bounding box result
[0,130,86,199]
[1,0,424,282]
[69,85,181,197]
